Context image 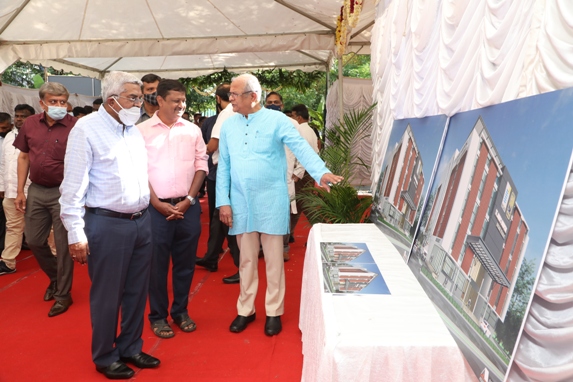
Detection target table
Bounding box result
[299,224,476,382]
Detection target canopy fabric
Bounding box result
[0,0,376,78]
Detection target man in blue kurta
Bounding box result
[216,73,343,336]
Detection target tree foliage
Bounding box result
[495,258,536,351]
[1,61,71,88]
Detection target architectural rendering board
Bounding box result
[371,115,448,262]
[320,242,390,295]
[407,87,573,382]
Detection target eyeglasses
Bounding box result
[265,100,282,105]
[227,91,253,99]
[113,95,144,104]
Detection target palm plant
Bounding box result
[298,103,376,224]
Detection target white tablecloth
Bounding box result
[299,224,476,382]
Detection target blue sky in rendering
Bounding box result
[379,114,448,196]
[435,87,573,269]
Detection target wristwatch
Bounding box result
[186,195,196,205]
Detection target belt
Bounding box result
[159,196,187,204]
[86,207,147,220]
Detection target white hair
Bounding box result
[101,71,142,100]
[233,73,261,102]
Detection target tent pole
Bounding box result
[338,57,343,121]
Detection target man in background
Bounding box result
[60,71,160,379]
[195,84,241,283]
[0,112,14,257]
[0,104,35,275]
[137,73,161,124]
[286,104,319,246]
[14,82,76,317]
[92,98,103,112]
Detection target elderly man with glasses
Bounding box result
[14,82,77,317]
[60,71,160,380]
[216,73,343,336]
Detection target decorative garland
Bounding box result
[336,0,365,57]
[335,6,348,57]
[345,0,363,28]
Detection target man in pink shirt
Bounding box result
[138,79,208,339]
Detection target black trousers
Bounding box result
[204,178,239,268]
[148,202,201,323]
[86,210,152,367]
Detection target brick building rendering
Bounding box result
[422,117,528,328]
[375,125,425,236]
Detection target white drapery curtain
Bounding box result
[370,1,573,381]
[326,77,373,187]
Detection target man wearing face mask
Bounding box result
[137,73,161,124]
[60,71,159,379]
[14,82,77,317]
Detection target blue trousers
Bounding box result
[148,202,201,323]
[86,210,152,367]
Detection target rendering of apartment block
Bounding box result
[376,125,425,236]
[422,117,528,327]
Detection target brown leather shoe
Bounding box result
[48,297,73,317]
[43,281,57,301]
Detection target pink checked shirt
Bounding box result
[138,113,208,199]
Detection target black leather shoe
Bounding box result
[48,297,73,317]
[229,313,256,333]
[265,316,282,336]
[222,272,240,284]
[120,352,160,369]
[43,281,56,301]
[195,257,217,272]
[96,361,135,379]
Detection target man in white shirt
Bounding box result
[0,104,35,275]
[196,84,241,283]
[288,104,320,242]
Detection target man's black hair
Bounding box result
[15,104,35,115]
[157,79,186,99]
[291,104,309,120]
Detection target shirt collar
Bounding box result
[148,112,185,129]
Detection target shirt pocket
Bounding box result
[252,132,274,154]
[51,138,67,161]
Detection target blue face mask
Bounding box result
[46,106,68,121]
[265,104,281,111]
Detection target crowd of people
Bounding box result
[0,70,341,380]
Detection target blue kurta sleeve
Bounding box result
[277,115,329,183]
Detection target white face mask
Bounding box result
[111,97,140,126]
[42,100,68,121]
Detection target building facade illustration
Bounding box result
[375,125,425,236]
[421,117,528,330]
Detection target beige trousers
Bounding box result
[1,198,25,268]
[236,232,285,317]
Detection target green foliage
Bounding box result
[308,98,325,132]
[1,61,71,89]
[321,103,376,184]
[297,104,376,224]
[299,185,372,225]
[495,258,536,351]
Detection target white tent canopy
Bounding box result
[0,0,376,79]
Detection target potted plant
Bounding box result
[298,103,376,224]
